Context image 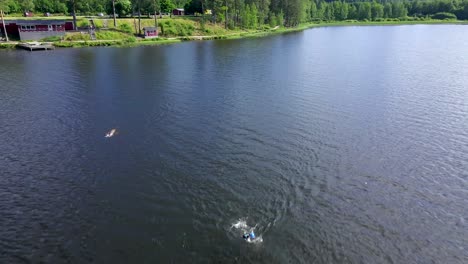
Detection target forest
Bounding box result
[1,0,468,28]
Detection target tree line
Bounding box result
[1,0,468,27]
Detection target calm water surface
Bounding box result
[1,25,467,263]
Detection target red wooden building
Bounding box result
[143,27,158,38]
[0,20,74,41]
[172,8,185,16]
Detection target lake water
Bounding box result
[1,25,467,263]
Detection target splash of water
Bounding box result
[231,218,263,243]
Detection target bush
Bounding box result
[431,12,457,20]
[78,20,89,28]
[119,23,133,33]
[125,36,136,42]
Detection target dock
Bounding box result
[17,42,55,51]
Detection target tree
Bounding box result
[310,1,317,19]
[276,10,283,26]
[371,2,383,20]
[19,0,33,11]
[348,4,357,19]
[392,2,407,18]
[184,0,202,14]
[0,0,10,13]
[114,0,132,17]
[268,11,276,26]
[258,0,270,24]
[357,2,371,20]
[160,0,174,13]
[324,2,334,21]
[250,3,258,28]
[242,3,249,28]
[384,2,392,18]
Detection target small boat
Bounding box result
[105,128,117,138]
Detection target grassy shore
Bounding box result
[1,17,467,49]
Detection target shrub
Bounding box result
[78,20,89,28]
[119,23,133,33]
[125,36,137,42]
[431,12,457,20]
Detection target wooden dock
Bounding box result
[17,42,55,51]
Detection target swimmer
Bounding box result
[105,128,117,138]
[243,231,256,241]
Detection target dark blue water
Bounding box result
[1,25,467,263]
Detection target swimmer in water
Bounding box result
[243,231,256,241]
[105,128,117,138]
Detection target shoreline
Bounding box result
[1,20,467,50]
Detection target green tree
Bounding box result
[392,2,407,18]
[334,1,348,20]
[371,2,383,20]
[384,2,392,18]
[184,0,202,14]
[348,4,357,19]
[358,2,371,20]
[310,1,318,19]
[241,3,250,28]
[269,11,276,26]
[258,0,270,24]
[250,3,258,28]
[115,0,132,16]
[276,10,283,26]
[324,2,334,20]
[160,0,174,13]
[19,0,33,11]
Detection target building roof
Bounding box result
[174,8,184,11]
[1,20,70,25]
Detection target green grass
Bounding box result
[0,43,17,49]
[40,35,62,42]
[54,40,124,48]
[95,30,129,40]
[63,32,91,41]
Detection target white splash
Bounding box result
[105,128,117,138]
[231,218,263,244]
[231,219,248,229]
